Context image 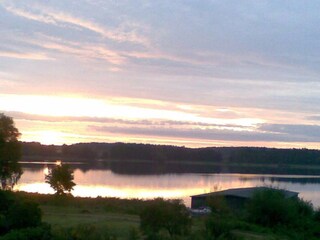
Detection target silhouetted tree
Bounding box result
[0,114,22,190]
[45,164,76,195]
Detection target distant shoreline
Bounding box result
[19,157,320,176]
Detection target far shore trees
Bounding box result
[45,163,76,195]
[0,113,22,190]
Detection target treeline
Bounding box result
[221,147,320,165]
[21,142,222,163]
[21,142,320,166]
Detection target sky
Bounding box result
[1,0,320,148]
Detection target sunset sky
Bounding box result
[1,1,320,148]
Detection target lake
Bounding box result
[14,161,320,208]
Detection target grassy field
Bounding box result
[39,205,284,240]
[11,192,146,239]
[41,205,140,239]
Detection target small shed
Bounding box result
[191,187,298,210]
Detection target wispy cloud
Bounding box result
[6,111,246,130]
[0,50,52,60]
[3,5,56,24]
[259,124,320,139]
[307,115,320,122]
[89,123,320,143]
[29,36,126,65]
[3,4,149,45]
[3,3,303,77]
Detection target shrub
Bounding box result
[0,224,52,240]
[6,201,42,229]
[53,224,117,240]
[246,188,298,227]
[294,198,314,218]
[140,199,191,237]
[314,208,320,222]
[205,217,233,239]
[0,215,6,235]
[127,227,140,240]
[0,191,13,215]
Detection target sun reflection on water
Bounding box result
[43,166,49,175]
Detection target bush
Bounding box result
[246,188,298,227]
[0,224,52,240]
[53,224,117,240]
[0,191,43,235]
[205,217,233,239]
[314,208,320,222]
[127,227,140,240]
[0,191,13,215]
[294,198,314,218]
[0,215,6,235]
[6,201,42,229]
[140,199,191,237]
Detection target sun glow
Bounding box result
[34,130,66,145]
[0,94,264,125]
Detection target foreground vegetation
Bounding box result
[1,189,320,240]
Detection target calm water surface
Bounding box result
[14,163,320,208]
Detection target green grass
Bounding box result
[41,205,139,226]
[10,192,143,239]
[41,205,140,239]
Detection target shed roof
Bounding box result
[191,187,298,199]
